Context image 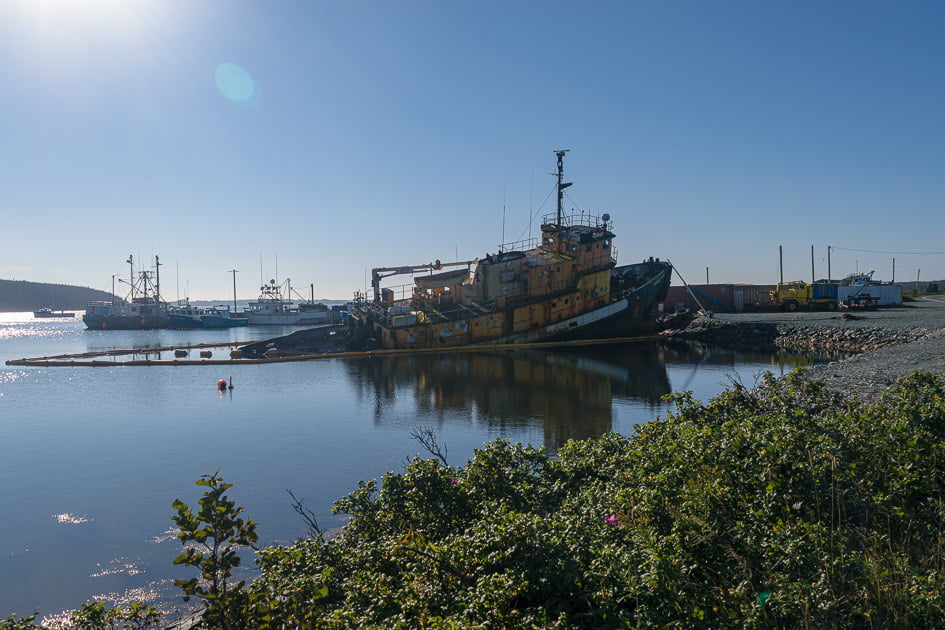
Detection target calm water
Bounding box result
[0,312,833,620]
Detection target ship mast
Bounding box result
[127,255,134,302]
[155,255,162,304]
[554,149,572,226]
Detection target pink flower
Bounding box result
[451,479,458,485]
[605,514,618,526]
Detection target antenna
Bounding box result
[554,149,571,226]
[501,177,507,247]
[528,168,534,242]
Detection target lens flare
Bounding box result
[215,62,256,103]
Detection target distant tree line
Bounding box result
[0,279,115,312]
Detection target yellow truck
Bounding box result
[769,281,839,311]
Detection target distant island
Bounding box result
[0,279,116,312]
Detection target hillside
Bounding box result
[0,279,116,312]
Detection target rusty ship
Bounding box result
[342,150,672,352]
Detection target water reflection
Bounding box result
[344,343,670,451]
[343,340,848,451]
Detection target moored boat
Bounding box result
[244,279,331,326]
[33,308,75,318]
[83,255,168,330]
[345,150,672,351]
[166,300,205,329]
[201,305,248,328]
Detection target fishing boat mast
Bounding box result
[155,255,162,304]
[554,149,572,226]
[127,254,134,301]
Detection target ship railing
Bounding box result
[383,283,414,302]
[540,210,613,230]
[498,237,539,253]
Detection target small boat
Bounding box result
[83,255,168,330]
[201,305,248,328]
[166,300,206,329]
[33,308,75,318]
[244,279,331,326]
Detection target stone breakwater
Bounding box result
[678,317,932,353]
[669,302,945,401]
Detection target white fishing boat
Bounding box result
[244,279,330,326]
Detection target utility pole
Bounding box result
[917,269,921,292]
[706,267,709,285]
[779,246,783,285]
[229,269,239,312]
[810,245,815,284]
[827,245,831,283]
[892,258,896,283]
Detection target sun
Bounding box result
[14,0,158,29]
[2,0,169,62]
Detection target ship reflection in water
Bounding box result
[342,340,842,452]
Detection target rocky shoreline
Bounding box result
[672,299,945,401]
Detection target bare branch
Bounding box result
[411,426,449,466]
[287,489,323,539]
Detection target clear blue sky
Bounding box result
[2,0,943,300]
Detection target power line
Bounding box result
[830,246,945,256]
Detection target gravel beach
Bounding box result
[675,298,945,401]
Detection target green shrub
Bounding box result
[172,470,259,629]
[248,370,945,628]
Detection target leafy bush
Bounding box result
[247,371,945,628]
[1,603,161,630]
[172,470,259,630]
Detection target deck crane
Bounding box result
[371,259,477,303]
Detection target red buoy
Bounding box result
[217,379,228,391]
